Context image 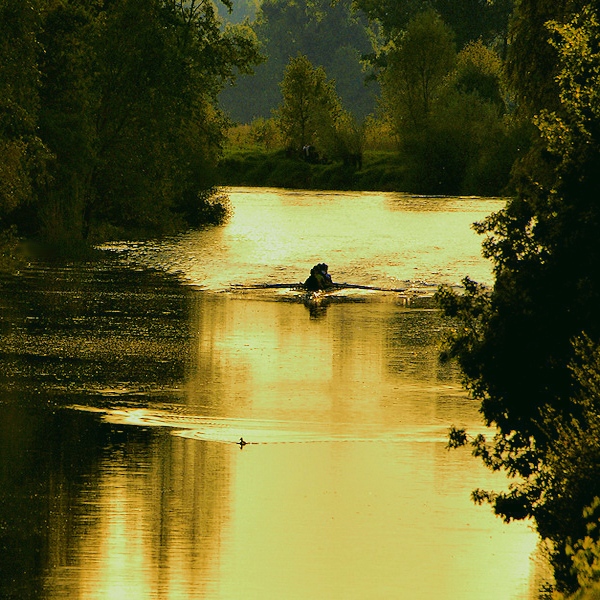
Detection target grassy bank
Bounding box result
[216,149,407,191]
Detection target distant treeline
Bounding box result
[218,0,526,197]
[0,0,261,244]
[0,0,536,246]
[219,0,511,123]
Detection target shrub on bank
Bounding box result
[216,149,406,191]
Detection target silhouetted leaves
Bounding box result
[438,2,600,593]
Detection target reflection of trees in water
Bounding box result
[0,406,104,599]
[0,394,231,598]
[185,293,253,415]
[44,431,230,599]
[0,262,231,597]
[10,415,232,599]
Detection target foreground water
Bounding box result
[0,188,549,599]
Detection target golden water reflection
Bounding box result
[44,435,229,600]
[45,293,544,599]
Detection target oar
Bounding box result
[230,282,406,293]
[230,282,305,289]
[332,283,406,293]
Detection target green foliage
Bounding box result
[566,499,600,596]
[219,1,519,195]
[353,0,512,48]
[454,40,504,106]
[381,11,517,195]
[382,9,456,131]
[437,2,600,593]
[249,117,282,149]
[0,0,50,227]
[216,148,405,190]
[505,0,562,118]
[217,149,310,187]
[322,111,366,166]
[276,54,344,152]
[219,0,377,122]
[0,0,261,242]
[347,0,522,196]
[534,337,600,589]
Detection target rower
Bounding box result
[304,263,334,291]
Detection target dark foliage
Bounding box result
[354,0,512,48]
[0,0,261,243]
[436,3,600,592]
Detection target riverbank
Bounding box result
[215,149,406,191]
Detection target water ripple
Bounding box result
[68,405,456,446]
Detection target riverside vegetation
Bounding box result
[4,1,600,597]
[0,0,261,248]
[217,121,405,192]
[218,3,524,197]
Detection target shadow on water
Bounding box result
[0,402,152,598]
[0,258,192,400]
[0,259,205,598]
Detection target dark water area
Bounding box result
[0,189,549,599]
[0,263,190,395]
[0,262,192,598]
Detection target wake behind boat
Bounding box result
[229,280,436,312]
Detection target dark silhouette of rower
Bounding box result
[238,437,247,448]
[304,263,334,291]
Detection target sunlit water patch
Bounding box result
[98,187,505,294]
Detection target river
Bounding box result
[0,188,549,599]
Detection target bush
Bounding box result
[216,149,407,191]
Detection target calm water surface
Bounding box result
[0,188,548,599]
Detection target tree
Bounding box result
[0,0,49,229]
[436,3,600,592]
[276,54,343,154]
[354,1,520,195]
[87,0,260,237]
[453,39,504,107]
[353,0,512,48]
[382,9,456,132]
[417,40,520,195]
[4,0,261,241]
[504,0,565,118]
[219,0,377,123]
[34,0,99,239]
[215,0,259,24]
